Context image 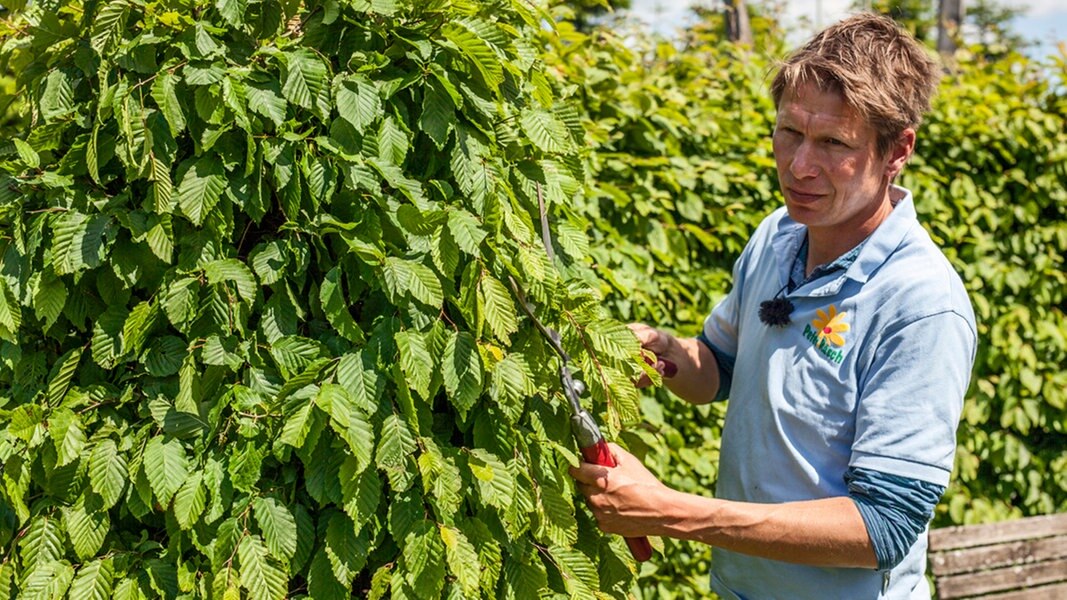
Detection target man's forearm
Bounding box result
[653,488,878,569]
[662,336,721,405]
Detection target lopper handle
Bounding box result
[580,440,655,562]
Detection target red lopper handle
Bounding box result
[580,440,655,562]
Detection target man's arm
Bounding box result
[629,324,721,405]
[571,443,877,569]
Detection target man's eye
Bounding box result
[826,138,846,146]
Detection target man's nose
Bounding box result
[789,141,819,179]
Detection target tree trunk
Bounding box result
[937,0,964,56]
[725,0,753,44]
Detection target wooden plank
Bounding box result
[985,581,1067,600]
[935,560,1067,598]
[929,536,1067,576]
[930,514,1067,551]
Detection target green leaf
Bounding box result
[172,470,206,530]
[520,109,572,154]
[52,212,111,275]
[535,484,577,547]
[447,209,487,256]
[419,82,455,149]
[63,496,110,560]
[280,401,314,449]
[478,274,517,341]
[254,496,298,562]
[143,436,189,505]
[334,75,381,133]
[33,270,67,329]
[216,0,247,27]
[282,49,329,116]
[308,547,348,597]
[377,115,409,165]
[19,514,64,574]
[403,521,445,597]
[91,304,128,369]
[550,546,599,596]
[144,335,186,377]
[205,258,257,306]
[49,408,86,467]
[442,331,482,417]
[377,413,417,470]
[163,277,200,329]
[13,138,39,169]
[150,155,175,216]
[151,71,186,136]
[396,330,433,401]
[246,76,288,128]
[468,449,513,510]
[0,278,19,343]
[417,440,463,521]
[89,439,128,509]
[382,257,443,308]
[324,512,369,586]
[238,535,288,600]
[443,23,503,87]
[340,458,382,534]
[177,157,226,226]
[40,69,74,122]
[352,0,397,14]
[320,267,364,343]
[450,127,493,210]
[336,351,382,413]
[69,558,115,600]
[19,560,75,600]
[441,525,481,598]
[91,0,129,54]
[122,300,158,357]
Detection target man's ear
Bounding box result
[886,128,916,180]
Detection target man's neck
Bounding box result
[805,192,896,273]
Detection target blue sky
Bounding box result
[625,1,1067,58]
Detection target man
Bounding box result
[570,13,977,599]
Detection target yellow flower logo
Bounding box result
[812,305,849,347]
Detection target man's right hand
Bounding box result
[629,323,676,388]
[628,323,721,404]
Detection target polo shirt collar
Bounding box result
[771,185,916,298]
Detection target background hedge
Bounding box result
[1,2,1064,599]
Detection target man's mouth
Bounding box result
[786,188,826,204]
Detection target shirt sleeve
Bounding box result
[696,333,735,402]
[845,466,945,571]
[850,310,977,486]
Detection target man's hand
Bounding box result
[569,443,674,538]
[628,323,721,404]
[629,323,676,388]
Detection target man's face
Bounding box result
[772,83,913,235]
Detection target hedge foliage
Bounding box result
[1,2,1064,599]
[0,1,653,598]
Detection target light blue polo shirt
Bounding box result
[702,187,977,600]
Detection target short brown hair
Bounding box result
[770,12,940,155]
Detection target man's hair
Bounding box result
[770,12,940,155]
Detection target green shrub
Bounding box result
[0,1,651,598]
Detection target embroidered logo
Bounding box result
[803,304,849,364]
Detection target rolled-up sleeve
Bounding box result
[850,310,977,486]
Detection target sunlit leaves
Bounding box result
[0,1,653,598]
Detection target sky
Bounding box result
[624,1,1067,58]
